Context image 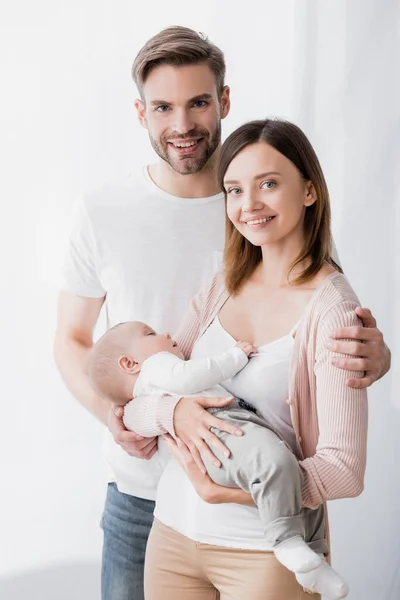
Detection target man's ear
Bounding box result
[304,182,317,207]
[220,85,231,120]
[134,98,148,130]
[118,355,141,375]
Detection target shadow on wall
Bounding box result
[0,562,101,600]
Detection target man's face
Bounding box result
[136,63,230,175]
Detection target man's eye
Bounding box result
[156,105,169,112]
[193,100,207,108]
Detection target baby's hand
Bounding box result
[236,341,257,356]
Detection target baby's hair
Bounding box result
[88,322,131,405]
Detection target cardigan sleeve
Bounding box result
[123,275,218,437]
[299,301,369,509]
[174,271,220,359]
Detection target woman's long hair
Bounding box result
[217,118,342,295]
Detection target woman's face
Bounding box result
[223,142,316,250]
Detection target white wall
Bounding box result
[0,1,399,598]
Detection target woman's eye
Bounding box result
[261,181,276,189]
[227,187,242,196]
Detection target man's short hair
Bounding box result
[132,25,226,97]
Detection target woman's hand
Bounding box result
[173,396,243,472]
[164,434,255,506]
[327,307,390,388]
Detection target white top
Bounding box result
[155,316,295,549]
[60,166,225,500]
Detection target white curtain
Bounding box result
[0,1,399,598]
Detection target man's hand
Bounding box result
[108,406,158,459]
[164,434,254,506]
[173,396,243,473]
[236,341,257,356]
[327,307,391,388]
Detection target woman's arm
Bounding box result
[164,435,255,506]
[300,302,369,509]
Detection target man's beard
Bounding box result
[149,123,221,175]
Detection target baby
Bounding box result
[88,321,349,600]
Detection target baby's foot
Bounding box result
[296,561,349,600]
[274,536,322,574]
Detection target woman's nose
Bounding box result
[242,194,262,213]
[165,332,171,340]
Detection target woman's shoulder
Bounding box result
[192,268,228,323]
[307,269,361,328]
[201,268,227,301]
[317,270,360,307]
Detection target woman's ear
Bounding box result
[118,355,141,375]
[304,182,317,207]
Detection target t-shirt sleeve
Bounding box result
[60,198,106,298]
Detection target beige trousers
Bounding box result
[145,519,320,600]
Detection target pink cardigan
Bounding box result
[129,269,368,511]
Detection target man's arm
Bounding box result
[328,307,391,387]
[54,291,108,423]
[54,291,158,459]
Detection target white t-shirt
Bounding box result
[61,166,225,500]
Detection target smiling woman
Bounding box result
[137,116,370,600]
[218,118,342,295]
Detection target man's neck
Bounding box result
[148,155,222,199]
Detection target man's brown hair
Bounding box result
[132,26,226,97]
[218,118,342,295]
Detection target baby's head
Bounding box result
[88,321,183,405]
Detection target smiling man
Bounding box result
[54,26,391,600]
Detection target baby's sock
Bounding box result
[274,536,322,574]
[296,561,349,600]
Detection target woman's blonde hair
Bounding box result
[218,118,342,295]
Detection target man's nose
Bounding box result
[173,109,195,135]
[165,332,171,340]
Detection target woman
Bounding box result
[142,118,368,599]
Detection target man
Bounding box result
[54,26,391,600]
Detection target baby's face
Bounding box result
[127,322,184,364]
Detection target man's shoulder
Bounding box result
[82,168,148,214]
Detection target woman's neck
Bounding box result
[256,236,307,289]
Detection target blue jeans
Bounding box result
[101,483,155,600]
